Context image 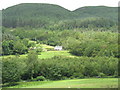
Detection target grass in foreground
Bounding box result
[5,78,118,88]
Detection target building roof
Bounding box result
[54,46,62,49]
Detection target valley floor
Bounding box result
[4,78,118,88]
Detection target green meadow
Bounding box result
[5,78,118,88]
[38,51,75,59]
[1,50,75,59]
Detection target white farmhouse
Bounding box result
[54,46,62,51]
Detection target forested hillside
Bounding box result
[2,3,76,28]
[2,3,118,28]
[74,6,118,21]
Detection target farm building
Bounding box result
[54,46,63,51]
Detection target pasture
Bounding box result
[38,50,75,59]
[6,78,118,88]
[1,50,75,60]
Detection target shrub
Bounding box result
[73,73,84,79]
[98,73,106,78]
[32,76,46,81]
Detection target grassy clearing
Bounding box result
[38,51,75,59]
[40,44,54,49]
[1,50,75,60]
[6,78,118,88]
[1,44,75,59]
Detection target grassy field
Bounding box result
[38,51,75,59]
[5,78,118,88]
[1,43,76,59]
[1,50,75,60]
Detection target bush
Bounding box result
[98,73,106,78]
[73,73,84,79]
[2,55,118,82]
[32,76,46,81]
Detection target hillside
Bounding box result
[2,3,118,28]
[2,3,77,28]
[74,6,118,21]
[3,3,77,20]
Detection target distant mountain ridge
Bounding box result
[2,3,118,28]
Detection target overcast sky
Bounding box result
[0,0,119,11]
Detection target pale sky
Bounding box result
[0,0,119,11]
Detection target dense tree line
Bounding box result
[48,18,117,30]
[2,55,118,83]
[2,16,117,29]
